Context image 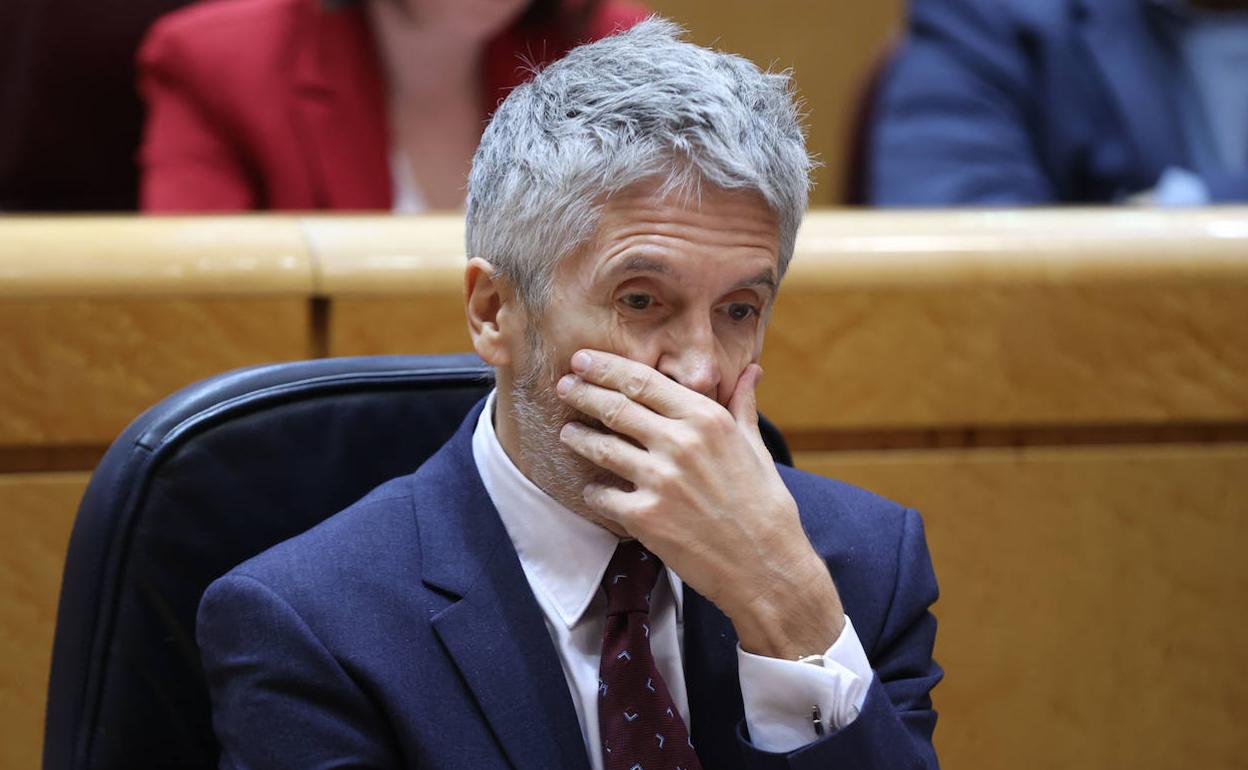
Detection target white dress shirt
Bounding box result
[470,390,872,763]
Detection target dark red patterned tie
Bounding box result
[598,540,703,770]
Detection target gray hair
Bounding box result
[465,17,812,310]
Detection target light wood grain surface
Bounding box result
[0,217,311,299]
[799,444,1248,770]
[761,280,1248,430]
[326,297,470,357]
[0,473,90,770]
[306,215,465,295]
[0,298,311,446]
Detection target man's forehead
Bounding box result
[610,252,777,293]
[544,179,782,290]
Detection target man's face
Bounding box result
[502,180,782,523]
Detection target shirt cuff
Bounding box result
[736,615,872,752]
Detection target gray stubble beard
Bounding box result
[509,319,626,529]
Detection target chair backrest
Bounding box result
[43,354,791,769]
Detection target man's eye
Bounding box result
[726,303,757,321]
[619,293,654,310]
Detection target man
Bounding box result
[198,19,941,769]
[868,0,1248,206]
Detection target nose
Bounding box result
[655,316,721,401]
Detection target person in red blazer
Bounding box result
[137,0,648,211]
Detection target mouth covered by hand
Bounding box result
[552,347,846,659]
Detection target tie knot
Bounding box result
[601,540,662,616]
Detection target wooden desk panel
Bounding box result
[0,472,90,770]
[762,281,1248,432]
[0,298,311,448]
[796,444,1248,770]
[0,217,311,299]
[327,296,470,358]
[297,217,472,357]
[304,216,464,296]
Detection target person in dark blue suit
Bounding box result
[197,18,942,770]
[868,0,1248,205]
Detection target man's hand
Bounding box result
[556,349,845,659]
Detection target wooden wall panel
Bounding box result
[761,282,1248,431]
[795,445,1248,770]
[0,298,311,447]
[306,216,473,357]
[759,209,1248,432]
[328,297,471,357]
[0,473,91,770]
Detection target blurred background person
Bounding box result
[136,0,647,212]
[866,0,1248,206]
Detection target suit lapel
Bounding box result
[290,1,390,209]
[682,586,746,769]
[1074,0,1187,178]
[415,407,591,770]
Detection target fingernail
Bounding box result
[571,351,592,372]
[557,374,578,396]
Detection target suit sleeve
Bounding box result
[867,0,1057,205]
[734,508,943,769]
[198,573,400,769]
[136,23,258,212]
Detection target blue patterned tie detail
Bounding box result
[598,540,703,770]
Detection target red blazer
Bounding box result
[137,0,648,211]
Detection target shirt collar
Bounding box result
[471,390,683,628]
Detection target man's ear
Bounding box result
[464,257,517,367]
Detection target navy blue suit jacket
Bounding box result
[868,0,1248,205]
[197,401,942,768]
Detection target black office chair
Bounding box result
[43,354,792,769]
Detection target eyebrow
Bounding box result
[619,255,673,275]
[738,270,778,294]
